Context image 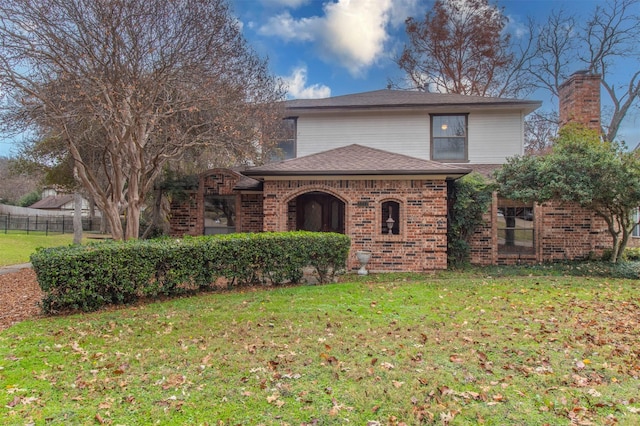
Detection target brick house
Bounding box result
[169,72,616,272]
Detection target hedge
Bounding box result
[31,231,351,314]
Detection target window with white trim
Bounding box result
[431,114,468,161]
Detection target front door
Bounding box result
[295,192,344,233]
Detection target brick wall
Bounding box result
[538,200,610,261]
[168,191,199,237]
[261,178,449,272]
[470,195,612,265]
[169,169,262,237]
[238,193,263,233]
[469,192,497,265]
[558,71,601,131]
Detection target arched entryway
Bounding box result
[290,191,345,233]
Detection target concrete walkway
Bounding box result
[0,263,32,275]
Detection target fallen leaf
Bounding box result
[6,396,21,408]
[449,354,464,363]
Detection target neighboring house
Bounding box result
[169,72,613,272]
[29,187,92,215]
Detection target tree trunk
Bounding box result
[103,203,124,241]
[125,204,141,240]
[73,192,83,245]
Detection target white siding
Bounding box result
[467,111,524,163]
[295,109,525,164]
[296,111,430,159]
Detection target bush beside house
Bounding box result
[31,232,350,313]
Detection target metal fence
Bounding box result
[0,213,103,235]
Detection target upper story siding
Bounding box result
[295,109,525,164]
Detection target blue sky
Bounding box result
[0,0,637,156]
[232,0,556,98]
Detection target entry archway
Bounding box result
[291,191,345,233]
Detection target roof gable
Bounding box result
[244,144,471,178]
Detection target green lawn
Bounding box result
[0,232,83,267]
[1,272,638,425]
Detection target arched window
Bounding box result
[381,201,400,235]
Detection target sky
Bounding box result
[0,0,638,157]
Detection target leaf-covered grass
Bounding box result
[1,272,638,424]
[0,232,81,267]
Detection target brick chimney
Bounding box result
[558,71,601,131]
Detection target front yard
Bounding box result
[1,271,638,425]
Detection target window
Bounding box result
[381,201,400,235]
[633,208,640,237]
[270,117,296,161]
[204,195,236,235]
[431,114,468,161]
[497,199,534,254]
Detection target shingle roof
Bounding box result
[467,164,504,179]
[29,195,74,209]
[234,175,263,191]
[243,144,471,178]
[285,89,541,114]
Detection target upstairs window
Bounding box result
[270,117,296,161]
[381,201,400,235]
[431,114,468,161]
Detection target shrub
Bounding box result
[447,173,495,267]
[17,190,41,207]
[623,247,640,261]
[31,232,350,314]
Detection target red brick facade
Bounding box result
[261,178,449,272]
[169,173,450,272]
[559,71,601,131]
[169,169,263,237]
[470,195,612,265]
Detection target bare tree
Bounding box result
[529,0,640,142]
[0,156,43,204]
[0,0,285,240]
[397,0,534,97]
[524,111,559,155]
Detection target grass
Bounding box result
[1,271,639,425]
[0,231,84,267]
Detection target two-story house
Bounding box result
[169,72,612,272]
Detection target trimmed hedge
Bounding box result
[31,232,351,314]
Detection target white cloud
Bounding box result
[259,0,310,8]
[259,0,418,77]
[259,11,320,42]
[282,66,331,99]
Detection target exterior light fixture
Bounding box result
[386,207,395,235]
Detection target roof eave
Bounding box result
[243,170,471,179]
[285,101,542,115]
